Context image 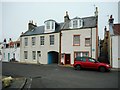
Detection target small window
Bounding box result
[24,38,28,46]
[32,37,36,46]
[73,20,78,28]
[50,35,54,45]
[24,51,28,59]
[46,21,50,29]
[73,35,80,46]
[85,38,91,46]
[40,36,44,45]
[32,51,36,60]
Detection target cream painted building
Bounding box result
[60,15,98,65]
[20,20,63,64]
[20,9,98,65]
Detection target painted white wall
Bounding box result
[20,33,59,64]
[2,47,20,62]
[61,28,97,64]
[112,36,118,68]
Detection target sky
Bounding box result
[0,0,119,42]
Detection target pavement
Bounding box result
[2,77,27,89]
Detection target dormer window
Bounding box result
[73,20,78,28]
[46,21,50,29]
[44,20,56,33]
[69,18,83,29]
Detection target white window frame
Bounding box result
[40,36,44,45]
[32,37,36,46]
[24,51,28,59]
[24,38,28,46]
[32,51,36,60]
[69,19,83,29]
[50,35,54,45]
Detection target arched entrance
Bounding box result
[48,51,59,64]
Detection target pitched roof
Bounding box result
[113,24,120,35]
[21,16,97,37]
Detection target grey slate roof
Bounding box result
[62,16,97,30]
[21,16,97,37]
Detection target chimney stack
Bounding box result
[109,15,114,24]
[64,11,70,22]
[104,26,107,32]
[94,7,98,17]
[109,15,114,36]
[28,20,37,30]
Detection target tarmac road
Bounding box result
[2,62,119,88]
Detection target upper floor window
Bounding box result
[32,37,36,46]
[40,36,44,45]
[73,35,80,46]
[44,20,55,33]
[69,18,83,29]
[24,38,28,46]
[50,35,54,45]
[46,21,50,29]
[85,38,91,46]
[73,20,78,28]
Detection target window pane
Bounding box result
[40,36,44,45]
[50,35,54,45]
[32,51,36,60]
[52,22,54,29]
[46,21,50,29]
[75,52,89,58]
[24,38,28,46]
[24,51,28,59]
[85,38,90,46]
[32,37,36,46]
[73,20,78,28]
[73,35,80,45]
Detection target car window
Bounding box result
[76,57,81,61]
[82,57,86,62]
[88,58,95,63]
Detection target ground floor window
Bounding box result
[24,51,28,59]
[74,51,89,58]
[32,51,36,60]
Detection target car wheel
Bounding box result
[75,65,81,70]
[99,67,106,72]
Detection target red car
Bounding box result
[73,57,111,72]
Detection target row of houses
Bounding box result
[0,8,119,68]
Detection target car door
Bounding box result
[86,58,97,69]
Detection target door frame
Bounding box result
[64,54,71,65]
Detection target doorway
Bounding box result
[65,54,70,64]
[48,51,58,64]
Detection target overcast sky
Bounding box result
[0,1,119,42]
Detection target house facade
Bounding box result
[20,8,98,65]
[2,38,20,62]
[109,15,120,68]
[60,11,98,65]
[20,20,63,64]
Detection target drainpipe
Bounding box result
[91,28,92,58]
[59,31,62,65]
